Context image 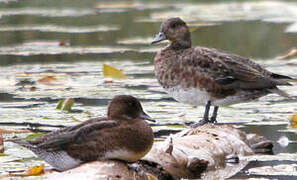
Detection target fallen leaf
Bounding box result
[30,86,37,91]
[7,164,44,177]
[290,114,297,128]
[0,128,31,134]
[0,132,4,153]
[37,76,56,83]
[59,40,70,46]
[276,48,297,60]
[104,78,114,84]
[147,173,159,180]
[103,64,127,79]
[56,98,75,111]
[24,132,45,141]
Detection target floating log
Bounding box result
[46,124,273,180]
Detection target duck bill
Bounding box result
[151,32,167,44]
[139,112,156,122]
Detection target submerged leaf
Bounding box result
[24,132,45,140]
[37,75,56,83]
[56,98,75,111]
[103,64,127,79]
[7,164,44,177]
[290,114,297,128]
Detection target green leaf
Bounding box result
[24,132,44,141]
[56,98,75,111]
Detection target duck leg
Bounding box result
[210,106,219,123]
[190,101,211,128]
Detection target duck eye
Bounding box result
[171,23,177,29]
[128,101,136,107]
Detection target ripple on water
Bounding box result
[0,8,97,17]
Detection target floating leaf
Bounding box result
[0,153,7,156]
[59,40,70,46]
[276,48,297,60]
[0,132,3,153]
[24,132,45,141]
[7,164,44,177]
[0,128,31,134]
[56,98,75,111]
[290,114,297,128]
[103,64,127,79]
[147,173,159,180]
[104,78,114,84]
[37,75,56,83]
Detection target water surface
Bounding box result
[0,0,297,179]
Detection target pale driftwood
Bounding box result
[47,160,149,180]
[46,124,272,180]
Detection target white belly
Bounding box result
[103,149,148,162]
[166,86,211,106]
[165,86,262,106]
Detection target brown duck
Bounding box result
[9,95,154,171]
[152,17,292,127]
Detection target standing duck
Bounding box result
[152,17,292,127]
[9,95,154,171]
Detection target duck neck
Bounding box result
[169,33,192,50]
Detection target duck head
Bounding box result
[107,95,155,122]
[152,17,191,49]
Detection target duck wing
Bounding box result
[193,47,291,90]
[9,118,117,152]
[35,120,118,151]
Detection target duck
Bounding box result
[152,17,292,127]
[9,95,155,171]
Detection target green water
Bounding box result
[0,0,297,179]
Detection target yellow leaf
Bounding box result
[37,76,56,83]
[147,173,159,180]
[290,114,297,128]
[103,64,127,79]
[7,164,44,177]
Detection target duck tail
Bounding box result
[271,73,297,83]
[268,88,293,99]
[7,138,36,151]
[271,73,293,80]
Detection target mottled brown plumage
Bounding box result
[152,17,292,126]
[10,95,154,171]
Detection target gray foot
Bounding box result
[190,118,209,128]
